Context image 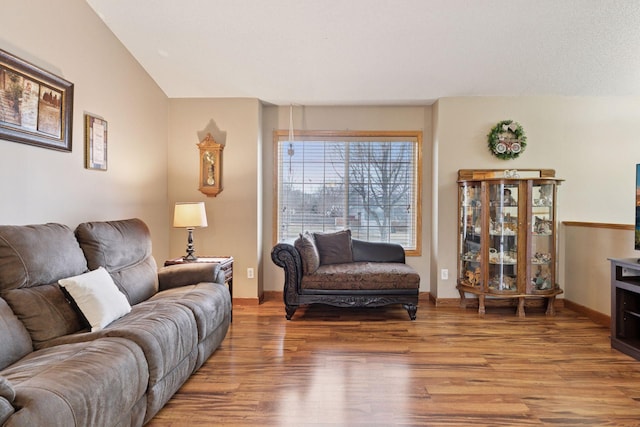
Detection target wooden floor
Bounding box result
[148,295,640,426]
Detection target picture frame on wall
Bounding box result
[85,114,107,171]
[0,48,74,151]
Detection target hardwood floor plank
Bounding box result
[147,296,640,426]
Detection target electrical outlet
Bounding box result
[441,269,449,280]
[247,268,254,279]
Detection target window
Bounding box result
[274,130,422,255]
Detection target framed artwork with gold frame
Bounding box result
[197,133,223,197]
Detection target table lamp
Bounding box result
[173,202,208,261]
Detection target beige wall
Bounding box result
[562,224,636,316]
[434,96,640,300]
[167,98,262,299]
[261,105,434,293]
[0,0,170,262]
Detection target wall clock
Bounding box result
[197,133,224,197]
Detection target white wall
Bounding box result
[434,96,640,300]
[0,0,170,262]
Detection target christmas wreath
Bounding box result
[487,120,526,160]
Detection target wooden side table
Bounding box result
[164,256,233,321]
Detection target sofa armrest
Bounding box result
[271,243,303,304]
[352,239,406,263]
[0,376,15,405]
[0,396,14,425]
[0,376,15,424]
[157,263,223,291]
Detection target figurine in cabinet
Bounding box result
[465,267,481,286]
[504,188,516,206]
[534,216,552,235]
[533,265,552,290]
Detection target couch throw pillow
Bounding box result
[58,267,131,332]
[294,231,320,274]
[313,230,353,265]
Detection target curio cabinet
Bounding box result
[457,169,563,316]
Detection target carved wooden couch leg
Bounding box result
[403,304,417,320]
[285,305,298,320]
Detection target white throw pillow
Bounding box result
[59,267,131,332]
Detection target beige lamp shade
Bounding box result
[173,202,208,228]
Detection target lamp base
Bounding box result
[183,227,198,262]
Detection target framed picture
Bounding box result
[85,114,107,170]
[0,48,74,151]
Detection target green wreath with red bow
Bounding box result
[487,120,527,160]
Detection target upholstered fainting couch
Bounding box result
[0,218,231,426]
[271,230,420,320]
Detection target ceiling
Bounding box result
[87,0,640,106]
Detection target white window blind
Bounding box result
[274,130,422,255]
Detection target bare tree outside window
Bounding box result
[335,141,413,241]
[274,130,422,255]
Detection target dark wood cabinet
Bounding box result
[610,258,640,360]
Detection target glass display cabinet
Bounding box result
[457,169,563,316]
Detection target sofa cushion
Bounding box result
[150,282,231,369]
[59,267,132,332]
[0,299,32,371]
[301,262,420,290]
[0,337,148,427]
[150,283,230,343]
[75,219,159,305]
[2,285,86,349]
[0,223,89,346]
[0,223,88,292]
[294,231,320,274]
[45,300,198,388]
[38,299,199,422]
[314,229,353,265]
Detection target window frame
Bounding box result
[273,130,422,256]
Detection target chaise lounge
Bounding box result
[271,230,420,320]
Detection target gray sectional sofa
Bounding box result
[0,218,231,426]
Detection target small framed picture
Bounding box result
[85,114,107,170]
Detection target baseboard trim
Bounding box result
[563,299,610,327]
[261,291,281,302]
[233,296,264,306]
